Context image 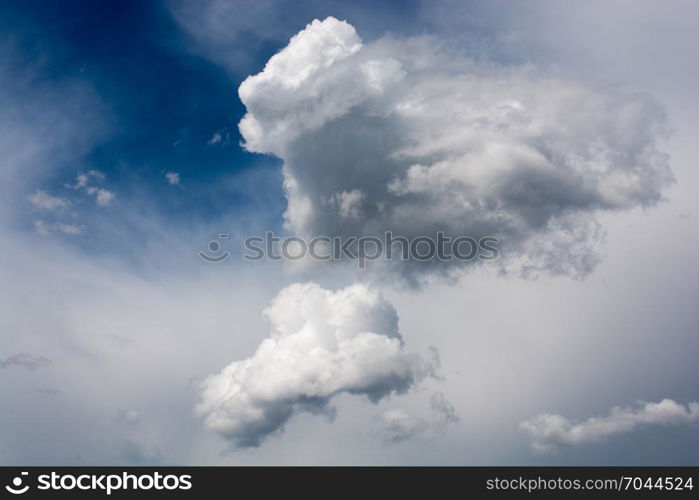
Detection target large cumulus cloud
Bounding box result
[238,17,672,283]
[197,282,436,447]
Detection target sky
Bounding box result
[1,0,698,465]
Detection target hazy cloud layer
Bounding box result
[198,282,436,447]
[375,408,429,443]
[521,399,699,452]
[237,17,672,283]
[375,391,460,443]
[25,171,114,237]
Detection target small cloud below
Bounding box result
[0,352,52,371]
[197,282,437,448]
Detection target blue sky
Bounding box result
[3,0,291,261]
[1,0,698,465]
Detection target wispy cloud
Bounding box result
[0,353,52,371]
[165,171,181,186]
[27,190,70,212]
[520,399,699,452]
[375,391,460,444]
[34,219,83,236]
[206,128,233,147]
[65,170,115,207]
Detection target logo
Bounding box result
[5,472,29,495]
[199,233,230,263]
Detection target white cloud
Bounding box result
[237,17,672,283]
[165,172,181,186]
[27,175,112,231]
[197,282,437,447]
[95,188,114,207]
[238,17,398,156]
[27,190,70,212]
[33,220,84,236]
[66,170,105,190]
[26,171,113,235]
[520,399,699,452]
[65,170,114,207]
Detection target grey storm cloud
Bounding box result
[197,282,437,447]
[520,398,699,452]
[237,17,673,284]
[0,353,52,371]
